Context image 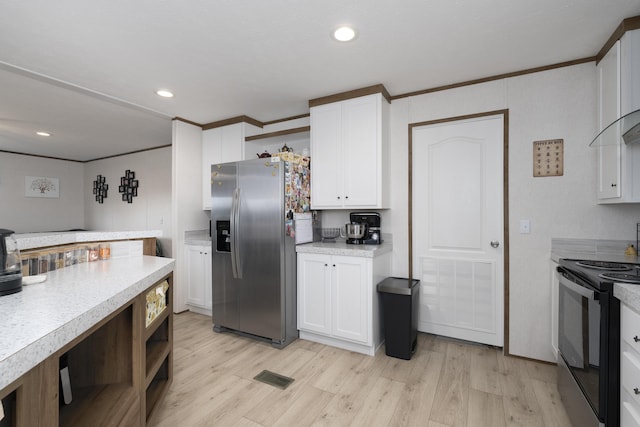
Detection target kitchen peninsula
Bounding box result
[0,248,174,426]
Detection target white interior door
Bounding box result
[412,114,504,346]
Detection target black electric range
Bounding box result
[559,258,640,290]
[556,258,640,427]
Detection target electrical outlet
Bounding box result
[519,219,530,234]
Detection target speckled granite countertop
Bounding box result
[551,238,640,313]
[0,255,174,391]
[615,284,640,313]
[184,230,211,246]
[14,230,162,251]
[296,241,392,258]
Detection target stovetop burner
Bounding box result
[559,258,640,290]
[575,260,633,271]
[599,271,640,284]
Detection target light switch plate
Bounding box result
[519,219,531,234]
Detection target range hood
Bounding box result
[623,120,640,144]
[590,108,640,147]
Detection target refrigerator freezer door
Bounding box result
[211,162,239,331]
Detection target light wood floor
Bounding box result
[150,312,572,427]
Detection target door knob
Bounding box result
[490,241,500,248]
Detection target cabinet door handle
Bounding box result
[324,264,328,267]
[337,196,341,200]
[611,183,617,187]
[634,336,640,343]
[634,387,640,395]
[345,195,349,199]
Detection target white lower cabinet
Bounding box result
[297,251,390,355]
[621,302,640,426]
[185,244,212,315]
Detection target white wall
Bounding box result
[0,152,84,232]
[386,62,640,362]
[84,147,172,256]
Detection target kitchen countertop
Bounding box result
[184,229,211,246]
[296,240,392,258]
[14,229,162,251]
[0,255,174,391]
[615,284,640,313]
[551,251,639,264]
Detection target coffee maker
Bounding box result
[347,212,382,245]
[0,229,22,296]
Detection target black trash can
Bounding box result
[377,277,420,360]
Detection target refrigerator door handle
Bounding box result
[230,188,242,279]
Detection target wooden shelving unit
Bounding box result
[0,272,173,426]
[142,277,173,425]
[58,305,137,427]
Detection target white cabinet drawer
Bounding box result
[622,389,640,427]
[622,304,640,350]
[622,350,640,405]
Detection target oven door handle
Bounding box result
[558,273,595,299]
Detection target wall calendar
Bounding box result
[533,139,564,177]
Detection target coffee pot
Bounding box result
[0,229,22,296]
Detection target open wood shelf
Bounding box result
[145,341,170,384]
[144,306,169,340]
[144,275,173,425]
[145,357,169,421]
[244,126,310,142]
[59,383,139,427]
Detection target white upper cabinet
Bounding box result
[202,122,262,210]
[596,29,640,204]
[310,91,389,209]
[597,41,622,200]
[622,28,640,116]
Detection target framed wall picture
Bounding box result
[533,139,564,177]
[119,170,140,203]
[25,176,59,198]
[92,175,108,203]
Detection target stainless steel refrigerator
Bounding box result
[210,157,312,348]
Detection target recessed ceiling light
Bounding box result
[333,26,357,42]
[36,131,50,137]
[156,89,174,98]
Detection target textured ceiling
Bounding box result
[0,0,639,161]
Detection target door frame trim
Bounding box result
[408,109,510,354]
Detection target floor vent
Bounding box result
[253,370,294,390]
